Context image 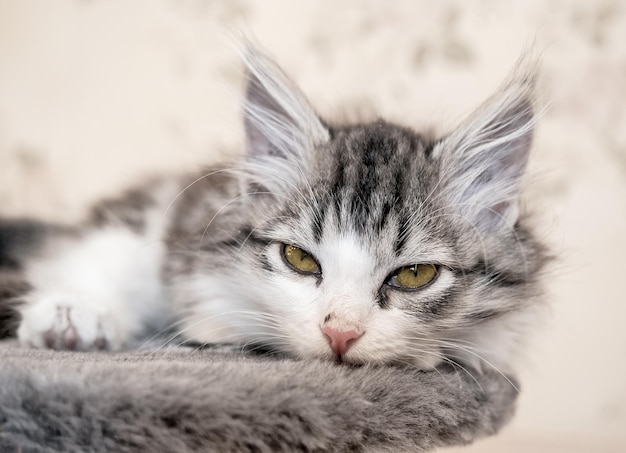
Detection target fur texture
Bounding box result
[161,48,547,372]
[0,342,517,453]
[5,46,547,375]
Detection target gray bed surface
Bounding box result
[0,341,517,452]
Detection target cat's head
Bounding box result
[198,47,547,371]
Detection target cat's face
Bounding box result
[238,120,541,369]
[183,48,545,370]
[244,123,454,368]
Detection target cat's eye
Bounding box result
[387,264,438,290]
[282,244,321,275]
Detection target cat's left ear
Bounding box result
[242,46,330,164]
[437,59,538,231]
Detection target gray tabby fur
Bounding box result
[159,48,548,371]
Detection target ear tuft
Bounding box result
[241,45,329,161]
[438,54,540,230]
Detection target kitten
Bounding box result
[5,46,547,373]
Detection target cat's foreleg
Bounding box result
[16,226,169,351]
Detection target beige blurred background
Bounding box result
[0,1,624,451]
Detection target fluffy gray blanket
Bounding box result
[0,341,516,452]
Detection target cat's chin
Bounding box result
[339,357,441,371]
[304,349,443,370]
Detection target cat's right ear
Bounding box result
[242,46,329,164]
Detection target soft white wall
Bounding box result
[1,1,624,451]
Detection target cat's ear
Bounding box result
[242,46,329,163]
[437,58,538,231]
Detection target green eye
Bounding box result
[282,244,321,275]
[387,264,438,290]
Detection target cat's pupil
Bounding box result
[391,264,438,290]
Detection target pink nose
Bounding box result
[321,326,362,357]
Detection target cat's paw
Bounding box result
[17,294,124,351]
